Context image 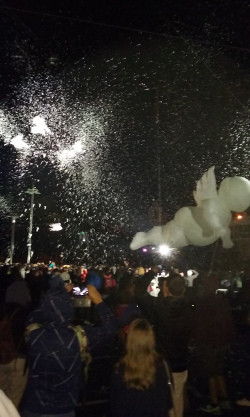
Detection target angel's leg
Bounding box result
[221,227,234,248]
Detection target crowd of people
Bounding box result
[0,260,249,417]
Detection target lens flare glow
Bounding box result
[10,134,29,150]
[49,223,63,231]
[31,116,51,135]
[159,244,171,256]
[57,140,85,166]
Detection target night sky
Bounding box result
[0,1,249,264]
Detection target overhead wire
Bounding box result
[0,4,249,53]
[0,3,249,114]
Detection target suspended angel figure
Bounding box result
[130,166,250,250]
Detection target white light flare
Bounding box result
[31,116,51,135]
[159,244,171,256]
[10,134,29,150]
[57,141,85,166]
[49,223,63,231]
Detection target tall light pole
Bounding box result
[9,215,19,264]
[25,186,40,264]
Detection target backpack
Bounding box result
[0,307,19,364]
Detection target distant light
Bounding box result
[57,141,85,166]
[31,116,51,135]
[49,56,58,65]
[72,140,83,153]
[142,248,148,252]
[216,289,228,294]
[10,134,29,150]
[152,246,156,250]
[11,55,25,61]
[79,231,86,242]
[159,244,171,256]
[49,223,63,231]
[236,214,243,220]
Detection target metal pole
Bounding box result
[10,215,18,264]
[27,192,34,264]
[26,187,40,264]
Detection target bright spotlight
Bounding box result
[159,244,171,256]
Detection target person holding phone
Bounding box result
[20,278,117,417]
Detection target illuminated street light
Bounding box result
[25,186,40,264]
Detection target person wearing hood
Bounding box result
[20,275,118,417]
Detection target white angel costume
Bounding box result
[130,166,250,250]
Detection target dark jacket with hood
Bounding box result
[21,277,117,415]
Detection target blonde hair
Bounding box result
[118,318,159,390]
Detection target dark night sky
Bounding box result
[0,0,249,263]
[0,1,249,83]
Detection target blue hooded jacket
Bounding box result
[22,282,117,415]
[22,287,82,414]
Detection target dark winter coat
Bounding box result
[21,286,117,415]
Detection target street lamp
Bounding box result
[9,214,19,264]
[25,186,40,264]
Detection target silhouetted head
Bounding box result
[165,273,186,297]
